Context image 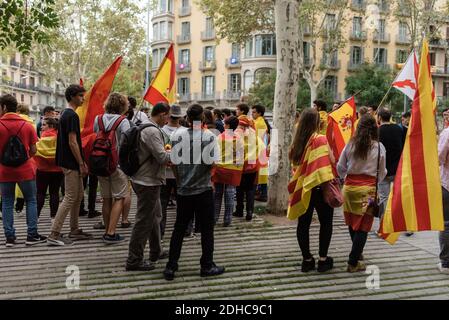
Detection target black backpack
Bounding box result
[0,121,28,167]
[119,123,160,177]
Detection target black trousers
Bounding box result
[81,174,98,212]
[297,187,334,259]
[166,190,215,270]
[348,227,368,266]
[36,170,64,217]
[236,172,257,214]
[160,178,177,239]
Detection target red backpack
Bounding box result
[89,115,125,177]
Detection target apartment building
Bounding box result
[152,0,449,107]
[0,52,66,121]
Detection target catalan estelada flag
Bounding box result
[379,39,444,244]
[326,97,357,162]
[143,43,176,105]
[76,56,123,138]
[287,134,335,220]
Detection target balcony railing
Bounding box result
[176,62,191,73]
[201,30,216,41]
[223,91,241,101]
[199,60,216,71]
[396,34,411,45]
[320,58,341,70]
[178,93,192,101]
[429,39,449,48]
[347,60,364,71]
[225,58,241,69]
[431,66,449,76]
[349,30,367,41]
[0,79,40,91]
[374,63,391,70]
[373,31,390,43]
[350,0,366,11]
[9,60,20,67]
[194,91,220,101]
[177,34,191,44]
[178,6,191,17]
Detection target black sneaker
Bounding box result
[246,212,253,221]
[405,232,414,237]
[5,237,17,247]
[163,266,178,281]
[79,209,88,217]
[201,264,225,277]
[317,257,334,273]
[301,257,315,272]
[232,211,243,217]
[103,233,125,244]
[25,234,47,246]
[126,260,155,271]
[88,210,102,218]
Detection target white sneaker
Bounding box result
[437,263,449,274]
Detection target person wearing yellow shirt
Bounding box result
[313,100,328,135]
[251,105,269,202]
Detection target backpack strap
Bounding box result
[98,114,105,132]
[110,115,126,132]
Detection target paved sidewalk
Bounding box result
[0,197,447,300]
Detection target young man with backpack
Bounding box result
[123,102,171,271]
[90,93,130,244]
[47,84,92,246]
[0,94,46,247]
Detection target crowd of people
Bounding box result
[1,85,448,282]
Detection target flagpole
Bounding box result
[144,0,151,109]
[377,85,393,110]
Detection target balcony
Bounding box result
[194,91,220,101]
[303,57,312,68]
[396,34,411,45]
[199,60,216,71]
[225,58,241,69]
[9,60,20,68]
[374,63,391,70]
[350,0,366,11]
[347,60,364,71]
[0,79,39,91]
[431,66,449,77]
[373,31,390,43]
[223,91,241,101]
[178,6,191,17]
[178,93,192,102]
[429,39,449,49]
[349,30,367,41]
[320,58,341,70]
[177,34,191,44]
[201,30,216,41]
[176,62,191,73]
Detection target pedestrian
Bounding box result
[93,93,131,244]
[288,108,335,273]
[0,94,46,246]
[125,102,170,271]
[213,115,243,227]
[163,104,225,281]
[34,117,63,221]
[213,109,225,133]
[399,111,411,146]
[37,106,56,138]
[337,115,387,272]
[251,104,269,202]
[221,108,232,121]
[377,108,403,218]
[129,96,150,125]
[313,100,328,135]
[203,109,216,131]
[438,123,449,274]
[47,84,92,246]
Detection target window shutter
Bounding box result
[384,49,388,64]
[361,47,365,63]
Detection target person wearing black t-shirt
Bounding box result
[47,84,93,246]
[377,108,404,219]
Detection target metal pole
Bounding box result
[144,0,151,108]
[404,95,407,113]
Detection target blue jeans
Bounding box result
[0,180,38,239]
[214,184,235,224]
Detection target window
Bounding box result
[10,71,14,81]
[153,23,159,40]
[399,21,408,40]
[444,82,449,98]
[1,69,6,77]
[160,21,167,39]
[231,43,240,60]
[179,49,190,64]
[255,68,272,84]
[204,46,214,61]
[21,74,26,85]
[168,0,173,12]
[229,74,241,92]
[30,58,34,67]
[159,48,167,64]
[152,49,159,68]
[245,38,253,58]
[205,17,214,33]
[325,14,336,31]
[373,48,387,64]
[168,22,173,40]
[182,0,189,7]
[30,96,33,106]
[429,51,436,66]
[396,49,408,63]
[255,34,276,56]
[21,94,24,102]
[181,22,190,37]
[378,19,386,35]
[203,76,215,95]
[353,17,362,35]
[303,42,310,64]
[323,76,338,97]
[178,78,190,95]
[351,46,363,64]
[30,77,35,87]
[159,0,166,12]
[243,70,254,91]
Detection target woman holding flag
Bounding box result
[337,115,387,272]
[287,108,336,273]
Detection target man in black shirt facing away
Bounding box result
[377,108,404,219]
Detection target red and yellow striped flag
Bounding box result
[76,56,123,138]
[287,134,335,220]
[143,43,176,105]
[379,39,444,244]
[326,96,357,162]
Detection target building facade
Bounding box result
[0,52,66,121]
[152,0,449,108]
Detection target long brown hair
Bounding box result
[350,114,378,160]
[289,108,320,165]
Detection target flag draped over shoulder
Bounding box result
[143,43,176,105]
[326,97,357,162]
[379,39,444,244]
[34,129,59,172]
[212,131,244,186]
[287,134,335,220]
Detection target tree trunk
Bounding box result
[309,81,318,108]
[267,0,300,216]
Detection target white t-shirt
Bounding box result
[131,111,150,125]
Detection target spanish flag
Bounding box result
[379,39,444,244]
[326,97,357,162]
[212,130,244,186]
[287,134,335,220]
[34,129,60,172]
[143,43,176,105]
[76,56,122,138]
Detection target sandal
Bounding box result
[121,221,132,228]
